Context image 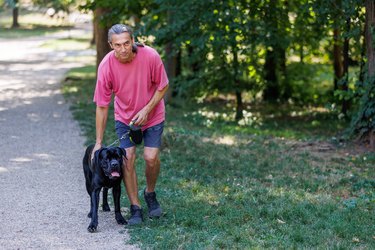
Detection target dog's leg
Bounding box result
[86,180,93,218]
[112,185,127,225]
[88,187,101,233]
[102,187,110,212]
[83,150,93,218]
[87,193,93,218]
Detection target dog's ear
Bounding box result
[94,148,106,168]
[116,147,127,160]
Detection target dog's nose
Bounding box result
[110,160,119,168]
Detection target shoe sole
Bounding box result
[148,207,162,218]
[127,219,143,225]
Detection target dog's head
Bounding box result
[94,147,127,180]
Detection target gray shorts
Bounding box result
[115,120,164,149]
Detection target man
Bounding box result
[92,24,169,225]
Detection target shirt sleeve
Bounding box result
[93,61,113,107]
[151,52,169,91]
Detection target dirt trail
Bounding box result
[0,26,137,249]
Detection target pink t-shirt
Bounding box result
[93,46,169,130]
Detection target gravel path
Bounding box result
[0,27,138,249]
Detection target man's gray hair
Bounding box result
[108,24,134,42]
[108,24,137,52]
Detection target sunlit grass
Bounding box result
[41,37,92,50]
[0,8,73,38]
[63,54,96,64]
[62,64,374,249]
[175,101,349,140]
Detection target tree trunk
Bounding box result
[333,28,344,91]
[263,49,279,101]
[165,42,177,103]
[365,0,375,147]
[164,10,177,104]
[235,89,243,121]
[233,46,243,120]
[279,47,292,100]
[12,0,19,28]
[188,45,199,73]
[263,0,279,102]
[94,8,111,71]
[366,0,375,78]
[91,21,96,45]
[299,45,304,63]
[341,18,350,115]
[359,24,366,83]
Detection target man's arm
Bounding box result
[92,106,109,158]
[132,85,169,126]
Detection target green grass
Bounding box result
[41,37,93,50]
[62,66,375,249]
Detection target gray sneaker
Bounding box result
[144,189,162,218]
[128,205,143,225]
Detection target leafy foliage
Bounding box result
[350,77,375,140]
[32,0,76,12]
[139,0,266,99]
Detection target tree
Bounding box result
[93,7,111,70]
[311,0,364,115]
[32,0,76,13]
[141,0,265,119]
[350,0,375,147]
[6,0,19,28]
[262,0,290,102]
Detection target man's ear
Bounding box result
[108,42,113,49]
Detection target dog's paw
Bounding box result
[102,204,111,212]
[87,223,97,233]
[115,214,127,225]
[87,212,92,218]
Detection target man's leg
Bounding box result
[116,120,143,225]
[144,147,160,193]
[123,146,141,206]
[143,147,162,217]
[123,146,143,225]
[142,121,164,218]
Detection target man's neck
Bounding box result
[115,51,136,64]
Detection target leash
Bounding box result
[106,132,129,148]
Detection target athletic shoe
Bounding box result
[144,189,162,218]
[128,205,143,225]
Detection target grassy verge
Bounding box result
[0,8,73,38]
[63,66,375,249]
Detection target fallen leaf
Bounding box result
[352,237,360,243]
[277,219,286,224]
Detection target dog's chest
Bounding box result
[102,178,120,188]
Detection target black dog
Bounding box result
[83,144,127,232]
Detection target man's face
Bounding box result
[109,32,134,63]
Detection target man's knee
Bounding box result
[143,151,159,167]
[123,149,136,171]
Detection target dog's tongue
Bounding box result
[111,172,120,177]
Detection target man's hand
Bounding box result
[91,142,102,161]
[132,107,149,126]
[132,86,169,126]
